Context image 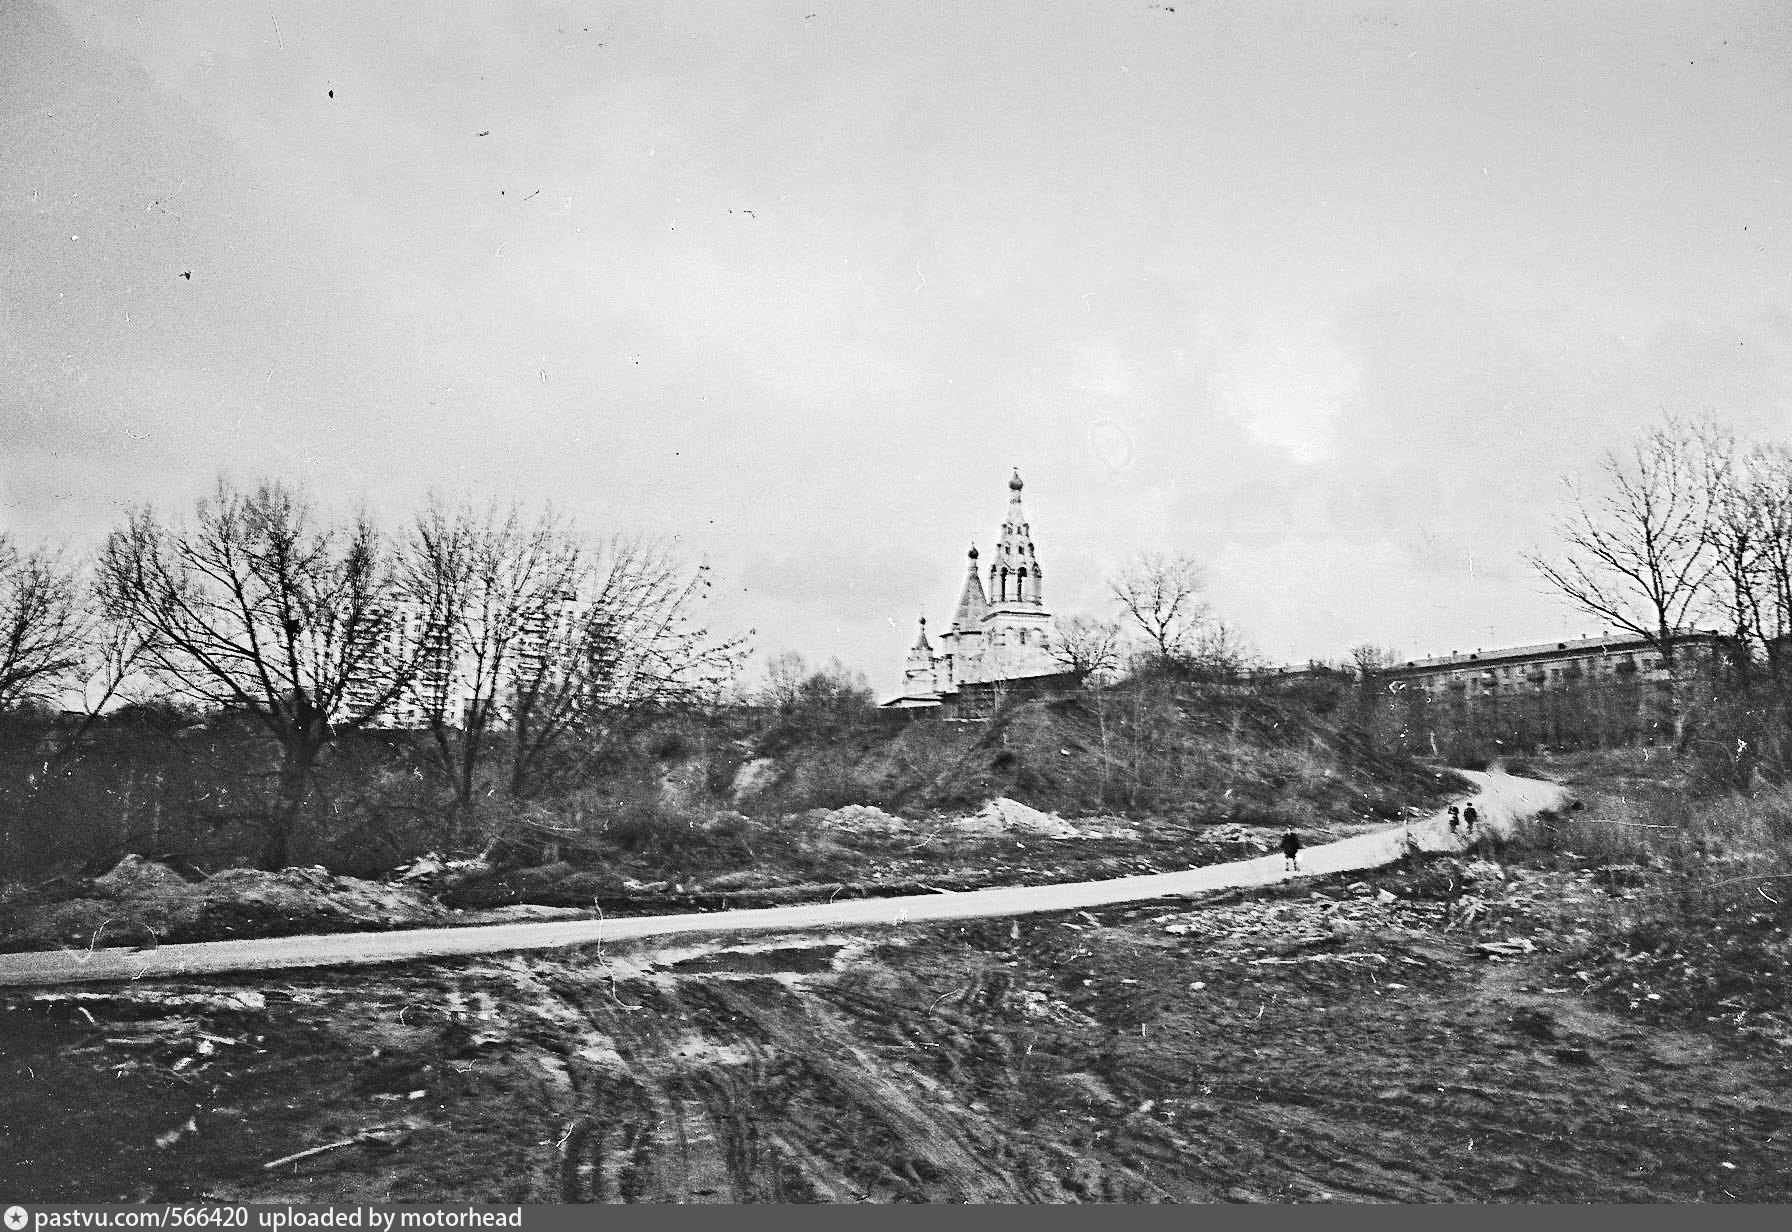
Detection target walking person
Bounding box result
[1448,804,1461,835]
[1280,826,1302,874]
[1463,802,1479,834]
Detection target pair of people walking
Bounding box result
[1448,802,1479,835]
[1279,799,1479,879]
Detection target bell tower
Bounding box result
[987,468,1044,607]
[980,469,1053,674]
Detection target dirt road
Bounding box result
[0,771,1563,988]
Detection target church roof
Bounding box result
[909,616,933,654]
[950,546,988,630]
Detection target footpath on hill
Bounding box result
[0,770,1563,988]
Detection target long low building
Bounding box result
[1375,629,1725,693]
[1365,629,1730,750]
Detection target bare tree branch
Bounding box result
[1108,551,1211,663]
[0,535,87,710]
[1349,643,1403,678]
[1525,416,1720,666]
[1049,614,1125,683]
[96,478,410,867]
[398,496,583,838]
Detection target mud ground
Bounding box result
[5,857,1789,1203]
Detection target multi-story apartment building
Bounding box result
[339,599,436,728]
[341,589,585,730]
[1361,629,1730,750]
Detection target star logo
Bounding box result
[5,1205,29,1231]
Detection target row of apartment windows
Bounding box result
[1427,653,1661,690]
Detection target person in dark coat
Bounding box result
[1280,827,1302,873]
[1448,805,1461,834]
[1463,802,1479,833]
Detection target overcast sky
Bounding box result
[5,0,1791,697]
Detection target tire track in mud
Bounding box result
[719,968,1180,1201]
[1203,1072,1690,1202]
[516,947,1182,1203]
[540,968,1017,1202]
[534,967,807,1202]
[696,978,1022,1202]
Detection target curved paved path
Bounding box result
[0,770,1566,988]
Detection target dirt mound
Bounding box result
[953,797,1080,838]
[14,898,193,953]
[814,804,911,835]
[945,798,1143,841]
[198,867,449,936]
[93,854,196,895]
[0,859,449,952]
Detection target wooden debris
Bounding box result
[262,1126,409,1170]
[261,1138,358,1170]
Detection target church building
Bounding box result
[884,469,1065,710]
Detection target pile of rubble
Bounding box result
[1154,883,1421,956]
[1149,860,1568,969]
[0,855,449,952]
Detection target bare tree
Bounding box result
[794,657,876,716]
[1186,617,1263,682]
[1527,417,1723,670]
[748,650,873,731]
[1108,551,1211,664]
[0,535,86,711]
[505,534,748,798]
[1049,614,1125,683]
[1697,440,1792,681]
[1700,430,1768,684]
[1348,643,1403,679]
[400,497,583,838]
[1747,445,1792,680]
[45,603,158,764]
[755,649,810,711]
[97,478,411,868]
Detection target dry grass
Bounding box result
[1500,776,1792,956]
